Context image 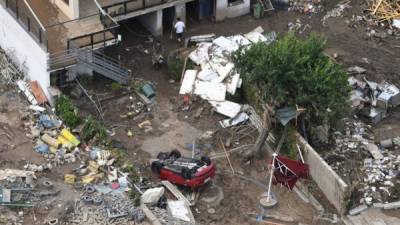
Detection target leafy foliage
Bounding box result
[232,33,351,127]
[81,116,108,144]
[55,96,80,128]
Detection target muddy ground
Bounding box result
[1,0,400,224]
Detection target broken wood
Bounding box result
[219,139,235,174]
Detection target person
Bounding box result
[152,40,164,69]
[174,17,185,44]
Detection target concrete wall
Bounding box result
[52,0,79,20]
[215,0,250,21]
[297,134,349,214]
[175,3,186,23]
[0,5,50,99]
[138,10,163,36]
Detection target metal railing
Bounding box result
[102,0,174,17]
[0,0,48,51]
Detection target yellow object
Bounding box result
[88,161,99,173]
[41,134,61,148]
[49,146,58,154]
[60,129,80,146]
[64,174,76,184]
[138,120,151,129]
[127,131,133,137]
[57,135,74,150]
[81,174,96,184]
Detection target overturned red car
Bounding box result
[151,150,216,188]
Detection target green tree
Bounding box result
[233,33,350,128]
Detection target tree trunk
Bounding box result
[254,127,269,157]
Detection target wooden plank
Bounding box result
[372,0,383,15]
[30,81,48,105]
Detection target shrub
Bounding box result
[232,33,351,128]
[81,116,108,144]
[55,95,80,128]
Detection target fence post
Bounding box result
[27,17,31,31]
[124,1,127,14]
[39,29,42,43]
[6,0,8,8]
[16,0,19,18]
[91,34,94,49]
[142,0,145,9]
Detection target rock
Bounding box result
[141,187,165,205]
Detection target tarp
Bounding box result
[273,156,309,190]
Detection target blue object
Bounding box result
[39,114,57,128]
[35,144,49,154]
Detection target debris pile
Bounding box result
[348,70,400,123]
[322,0,352,25]
[67,185,144,225]
[288,0,323,15]
[180,27,276,127]
[323,118,400,205]
[368,0,400,24]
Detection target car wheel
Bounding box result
[182,168,192,179]
[157,152,169,160]
[201,156,211,166]
[151,161,162,173]
[169,150,181,159]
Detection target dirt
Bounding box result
[2,0,400,224]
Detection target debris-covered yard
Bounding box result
[1,0,400,225]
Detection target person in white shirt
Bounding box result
[174,17,185,43]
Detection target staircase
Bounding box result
[48,48,130,84]
[78,50,130,84]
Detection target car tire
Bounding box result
[201,156,211,166]
[157,152,169,160]
[151,161,162,173]
[169,150,181,159]
[182,168,192,179]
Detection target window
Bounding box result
[228,0,244,7]
[62,0,69,5]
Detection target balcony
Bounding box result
[99,0,194,20]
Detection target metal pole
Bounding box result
[192,140,195,158]
[267,153,277,202]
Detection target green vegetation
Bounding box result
[273,125,298,159]
[110,82,123,92]
[167,57,195,81]
[122,164,140,183]
[81,116,108,144]
[128,190,141,206]
[55,95,80,128]
[233,33,351,128]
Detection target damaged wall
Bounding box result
[0,4,50,99]
[297,134,349,214]
[51,0,79,20]
[215,0,250,21]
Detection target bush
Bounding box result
[81,116,108,144]
[232,33,351,128]
[55,96,80,128]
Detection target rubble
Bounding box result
[180,27,277,125]
[322,1,351,26]
[348,75,400,123]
